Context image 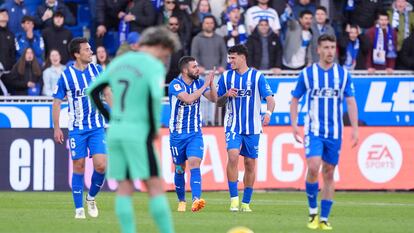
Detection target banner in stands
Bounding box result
[1,76,412,128]
[1,127,413,191]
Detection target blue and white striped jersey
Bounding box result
[217,68,273,135]
[53,63,105,132]
[291,63,355,139]
[168,76,210,134]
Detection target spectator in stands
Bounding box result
[124,0,157,33]
[156,0,192,46]
[42,11,73,64]
[96,46,110,70]
[388,0,414,68]
[310,6,335,62]
[269,0,289,17]
[191,0,212,36]
[399,31,414,69]
[292,0,316,19]
[34,0,75,29]
[0,7,16,72]
[95,0,129,45]
[282,10,313,70]
[245,0,281,34]
[220,0,245,25]
[366,11,397,74]
[167,15,190,55]
[15,16,45,66]
[345,0,384,31]
[315,0,347,38]
[338,24,371,70]
[246,18,283,74]
[116,31,140,56]
[5,47,42,96]
[191,15,227,74]
[0,0,29,35]
[217,4,248,48]
[166,15,185,87]
[42,49,65,96]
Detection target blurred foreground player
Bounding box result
[88,26,181,233]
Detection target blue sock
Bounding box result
[242,187,253,204]
[320,199,333,221]
[174,172,185,201]
[228,181,238,198]
[305,182,319,210]
[190,168,201,200]
[88,170,105,198]
[72,173,84,209]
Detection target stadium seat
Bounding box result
[67,25,84,38]
[24,0,42,15]
[103,31,120,56]
[64,0,88,4]
[77,4,91,26]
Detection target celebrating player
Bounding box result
[290,34,359,230]
[52,37,111,219]
[168,56,218,212]
[217,44,275,212]
[88,26,181,233]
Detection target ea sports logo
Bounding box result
[358,133,403,183]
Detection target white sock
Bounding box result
[309,207,318,215]
[320,217,328,222]
[87,194,95,201]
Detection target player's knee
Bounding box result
[72,160,85,173]
[94,162,106,173]
[307,166,319,178]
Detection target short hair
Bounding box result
[68,37,89,59]
[316,6,327,13]
[202,15,216,27]
[21,15,35,24]
[178,56,196,72]
[138,26,181,53]
[53,11,64,18]
[317,34,336,45]
[348,24,359,31]
[377,10,389,20]
[228,44,248,59]
[299,10,313,18]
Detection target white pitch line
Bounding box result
[202,198,414,207]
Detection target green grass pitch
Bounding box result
[1,191,413,233]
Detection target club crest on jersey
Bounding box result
[174,84,181,91]
[312,88,339,98]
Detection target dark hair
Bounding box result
[21,15,35,24]
[316,6,327,13]
[377,10,389,20]
[53,11,64,18]
[299,10,313,18]
[317,34,336,45]
[15,47,42,76]
[228,44,248,59]
[202,15,216,27]
[96,46,110,66]
[178,56,196,72]
[68,37,88,60]
[43,49,61,70]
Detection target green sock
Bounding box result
[149,195,175,233]
[115,195,136,233]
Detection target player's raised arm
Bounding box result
[52,98,64,144]
[203,68,218,103]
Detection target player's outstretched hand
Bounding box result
[54,128,64,144]
[226,88,238,98]
[292,127,303,144]
[351,128,359,148]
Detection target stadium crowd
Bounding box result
[0,0,414,96]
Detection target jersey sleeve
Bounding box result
[52,75,66,100]
[344,71,355,97]
[217,73,226,97]
[168,80,185,97]
[258,74,273,99]
[291,70,307,99]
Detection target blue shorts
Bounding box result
[68,128,107,160]
[169,132,204,165]
[225,132,259,159]
[304,133,342,165]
